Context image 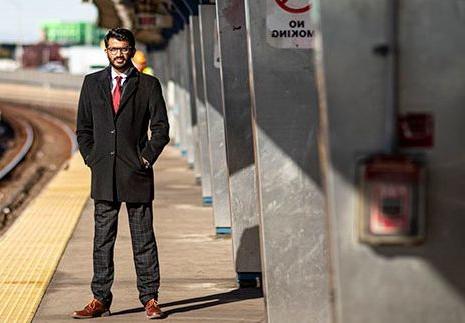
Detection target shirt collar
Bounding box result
[111,66,133,80]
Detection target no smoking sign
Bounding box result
[267,0,314,49]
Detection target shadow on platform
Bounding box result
[111,288,263,318]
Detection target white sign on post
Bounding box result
[266,0,314,49]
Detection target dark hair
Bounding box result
[104,28,135,48]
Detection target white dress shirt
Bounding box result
[110,67,132,92]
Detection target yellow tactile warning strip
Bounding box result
[0,153,90,323]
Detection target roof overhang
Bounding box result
[83,0,210,47]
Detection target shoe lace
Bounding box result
[86,299,99,311]
[146,299,158,308]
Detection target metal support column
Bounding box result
[244,0,331,321]
[314,0,465,322]
[190,15,213,205]
[216,0,261,284]
[180,29,195,166]
[174,32,190,158]
[165,39,180,146]
[199,4,232,233]
[185,22,202,181]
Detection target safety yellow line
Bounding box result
[0,153,90,322]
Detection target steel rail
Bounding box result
[0,119,34,181]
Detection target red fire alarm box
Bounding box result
[357,155,426,245]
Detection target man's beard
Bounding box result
[109,56,131,70]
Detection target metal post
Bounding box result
[165,39,180,146]
[244,0,331,321]
[174,32,189,157]
[314,0,465,322]
[199,4,232,233]
[215,0,261,284]
[190,15,213,205]
[185,22,202,181]
[180,29,195,167]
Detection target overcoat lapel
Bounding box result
[115,70,140,119]
[97,66,115,120]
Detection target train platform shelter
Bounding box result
[1,0,465,322]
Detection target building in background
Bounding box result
[40,21,107,46]
[15,21,109,74]
[22,42,63,68]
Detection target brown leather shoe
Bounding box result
[71,298,111,319]
[145,298,164,319]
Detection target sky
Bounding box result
[0,0,98,43]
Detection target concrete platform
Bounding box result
[33,146,265,322]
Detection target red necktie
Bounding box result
[112,76,122,113]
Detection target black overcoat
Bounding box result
[76,66,170,202]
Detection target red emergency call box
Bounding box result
[357,155,426,245]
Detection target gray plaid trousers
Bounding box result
[91,200,160,307]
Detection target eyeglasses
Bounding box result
[107,47,132,55]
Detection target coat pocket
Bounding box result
[87,148,104,167]
[86,148,96,166]
[136,145,145,169]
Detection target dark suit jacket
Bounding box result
[76,65,170,202]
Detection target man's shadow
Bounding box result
[110,288,263,318]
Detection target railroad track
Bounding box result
[0,103,77,235]
[0,117,34,180]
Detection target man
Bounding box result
[73,28,169,319]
